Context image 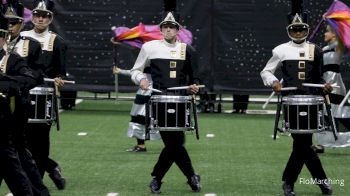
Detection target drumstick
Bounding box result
[280,87,297,91]
[44,78,75,84]
[302,83,340,88]
[167,85,205,90]
[147,87,162,93]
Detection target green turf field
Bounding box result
[1,99,349,196]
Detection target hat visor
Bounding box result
[33,9,53,15]
[5,15,24,21]
[159,21,180,29]
[7,18,23,24]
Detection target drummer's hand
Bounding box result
[54,77,64,87]
[112,66,121,74]
[272,81,282,92]
[139,79,150,90]
[323,83,333,94]
[189,84,199,94]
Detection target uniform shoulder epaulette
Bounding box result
[21,36,40,43]
[49,31,65,41]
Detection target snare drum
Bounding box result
[28,87,55,123]
[148,95,193,131]
[282,95,325,134]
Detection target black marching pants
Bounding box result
[151,131,195,181]
[0,145,33,196]
[26,123,59,177]
[282,134,328,184]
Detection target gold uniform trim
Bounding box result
[180,43,186,60]
[298,72,305,80]
[48,34,57,52]
[170,71,177,78]
[22,39,30,57]
[308,44,315,61]
[0,54,10,74]
[170,51,177,58]
[170,61,177,68]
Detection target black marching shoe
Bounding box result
[149,178,162,194]
[312,144,325,154]
[319,182,332,195]
[126,145,147,152]
[49,166,66,190]
[188,174,201,192]
[282,182,296,196]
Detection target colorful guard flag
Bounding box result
[324,0,350,49]
[112,23,193,48]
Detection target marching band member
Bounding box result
[21,0,67,190]
[260,13,333,196]
[130,12,201,194]
[0,10,48,195]
[1,1,51,195]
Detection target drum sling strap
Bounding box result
[273,94,282,140]
[191,95,199,140]
[324,95,338,140]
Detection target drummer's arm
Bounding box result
[261,51,281,88]
[130,46,149,89]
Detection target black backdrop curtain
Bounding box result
[21,0,350,92]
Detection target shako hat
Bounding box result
[33,0,54,16]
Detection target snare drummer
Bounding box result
[130,12,201,194]
[260,12,333,196]
[21,0,67,189]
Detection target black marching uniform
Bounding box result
[22,28,67,183]
[131,36,201,193]
[5,35,51,196]
[1,1,50,195]
[261,15,332,194]
[0,48,42,196]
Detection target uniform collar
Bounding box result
[289,40,306,47]
[162,39,178,48]
[32,28,50,38]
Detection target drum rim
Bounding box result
[282,95,324,104]
[151,95,192,102]
[285,128,325,134]
[29,87,54,94]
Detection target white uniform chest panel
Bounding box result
[21,30,53,51]
[145,41,186,60]
[14,39,27,57]
[275,42,314,61]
